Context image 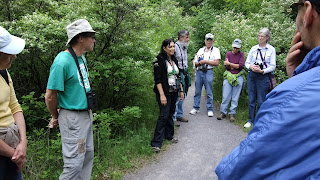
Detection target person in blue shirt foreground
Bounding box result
[215,0,320,179]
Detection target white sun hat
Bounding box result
[66,19,96,45]
[0,26,25,55]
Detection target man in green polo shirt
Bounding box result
[45,19,96,180]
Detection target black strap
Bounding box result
[0,69,9,85]
[258,49,267,68]
[176,43,186,70]
[68,47,88,94]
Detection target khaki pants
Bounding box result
[58,109,94,180]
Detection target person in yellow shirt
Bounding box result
[0,26,27,180]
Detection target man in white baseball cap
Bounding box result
[0,26,27,180]
[190,33,221,117]
[45,19,96,179]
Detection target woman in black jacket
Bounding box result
[151,39,184,152]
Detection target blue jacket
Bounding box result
[215,46,320,180]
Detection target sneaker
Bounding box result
[190,109,199,115]
[208,111,214,117]
[174,121,180,127]
[230,114,236,122]
[152,146,161,153]
[169,137,179,143]
[177,117,188,122]
[217,113,226,120]
[244,122,252,128]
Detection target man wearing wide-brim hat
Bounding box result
[45,19,96,180]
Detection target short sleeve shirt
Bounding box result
[47,52,91,110]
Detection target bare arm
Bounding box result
[45,89,59,128]
[156,83,167,106]
[11,111,27,172]
[198,59,220,67]
[225,58,240,69]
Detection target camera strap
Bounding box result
[0,69,9,85]
[176,43,186,71]
[257,49,267,68]
[68,47,90,94]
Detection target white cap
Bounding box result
[0,26,25,55]
[205,33,214,40]
[232,39,242,48]
[66,19,96,45]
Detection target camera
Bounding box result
[254,62,264,70]
[86,90,96,110]
[168,76,181,92]
[169,84,178,92]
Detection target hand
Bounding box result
[286,31,308,77]
[250,65,260,72]
[180,92,184,101]
[160,94,167,106]
[11,140,27,172]
[49,117,59,128]
[224,58,230,66]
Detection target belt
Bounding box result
[61,108,88,112]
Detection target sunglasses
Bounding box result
[290,1,320,19]
[290,2,305,19]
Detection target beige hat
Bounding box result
[66,19,95,45]
[0,26,25,55]
[232,39,242,48]
[205,33,214,40]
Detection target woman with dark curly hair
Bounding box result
[151,39,184,153]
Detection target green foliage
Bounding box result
[0,0,300,178]
[20,92,50,130]
[23,129,63,179]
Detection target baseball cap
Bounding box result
[66,19,96,45]
[232,39,242,48]
[205,33,214,40]
[0,26,25,55]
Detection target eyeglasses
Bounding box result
[258,35,266,38]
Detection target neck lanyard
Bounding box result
[203,46,213,61]
[256,49,266,61]
[167,58,177,75]
[176,43,186,69]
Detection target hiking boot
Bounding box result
[190,109,199,115]
[230,114,236,122]
[152,146,161,153]
[177,117,188,122]
[217,113,226,120]
[174,121,180,127]
[169,137,179,143]
[208,111,214,117]
[244,122,252,128]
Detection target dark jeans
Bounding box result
[0,155,21,180]
[151,92,178,148]
[247,71,270,123]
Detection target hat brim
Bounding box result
[232,44,241,48]
[205,38,214,40]
[0,35,25,55]
[66,30,96,46]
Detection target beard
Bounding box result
[181,40,189,48]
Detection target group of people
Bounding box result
[150,27,276,152]
[216,0,320,179]
[2,0,320,178]
[1,19,96,179]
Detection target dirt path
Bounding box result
[123,83,248,180]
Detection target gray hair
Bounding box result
[178,30,189,40]
[259,28,271,42]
